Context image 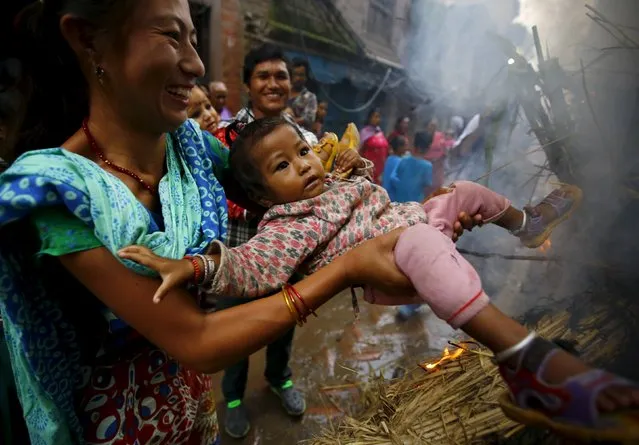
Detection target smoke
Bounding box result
[406,0,639,373]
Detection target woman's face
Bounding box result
[188,87,219,133]
[94,0,205,132]
[369,111,381,127]
[399,117,409,134]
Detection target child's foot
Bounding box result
[498,335,639,441]
[516,185,583,248]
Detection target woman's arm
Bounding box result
[59,245,349,374]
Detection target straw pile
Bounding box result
[309,309,625,445]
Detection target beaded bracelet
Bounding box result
[184,255,202,283]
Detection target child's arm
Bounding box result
[391,159,404,189]
[119,216,326,303]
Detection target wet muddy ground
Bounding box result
[211,222,573,444]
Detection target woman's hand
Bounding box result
[342,228,413,294]
[118,246,194,303]
[452,212,483,242]
[423,186,484,242]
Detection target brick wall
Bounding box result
[217,0,245,114]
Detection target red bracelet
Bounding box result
[284,284,317,318]
[184,255,202,283]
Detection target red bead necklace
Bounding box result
[82,118,157,195]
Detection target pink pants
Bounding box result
[365,181,511,329]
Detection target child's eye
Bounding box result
[300,147,310,156]
[275,161,289,171]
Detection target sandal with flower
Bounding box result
[497,334,639,442]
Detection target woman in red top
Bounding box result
[358,109,389,184]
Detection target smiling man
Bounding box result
[214,43,315,439]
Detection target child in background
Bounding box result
[187,84,220,134]
[119,117,639,441]
[390,131,433,319]
[312,100,328,139]
[391,131,433,204]
[382,135,408,201]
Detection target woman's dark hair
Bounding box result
[394,115,410,130]
[228,116,306,200]
[243,44,289,85]
[10,0,133,158]
[366,108,380,125]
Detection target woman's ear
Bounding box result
[59,14,100,69]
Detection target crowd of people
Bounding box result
[1,1,638,445]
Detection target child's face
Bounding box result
[188,87,219,133]
[369,111,381,127]
[254,124,326,205]
[317,102,328,119]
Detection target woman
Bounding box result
[359,108,389,184]
[387,115,410,146]
[0,1,426,444]
[423,118,448,195]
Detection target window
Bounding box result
[367,0,396,43]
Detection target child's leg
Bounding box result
[393,224,639,439]
[423,180,517,239]
[425,181,582,248]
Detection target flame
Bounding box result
[539,238,552,254]
[422,347,464,371]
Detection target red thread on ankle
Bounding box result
[447,290,484,324]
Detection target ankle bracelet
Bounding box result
[494,331,536,363]
[509,209,527,236]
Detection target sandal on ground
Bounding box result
[498,336,639,442]
[515,184,583,248]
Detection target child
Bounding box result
[382,135,408,201]
[312,100,328,139]
[120,117,639,441]
[391,131,433,204]
[187,84,220,134]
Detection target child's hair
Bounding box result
[228,116,307,200]
[414,130,433,155]
[390,135,407,153]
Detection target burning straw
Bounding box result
[309,310,624,445]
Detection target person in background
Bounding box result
[423,118,448,196]
[288,58,318,131]
[187,84,219,133]
[209,80,234,122]
[391,130,434,319]
[212,44,318,440]
[359,108,389,184]
[312,99,328,139]
[388,115,410,147]
[382,134,408,201]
